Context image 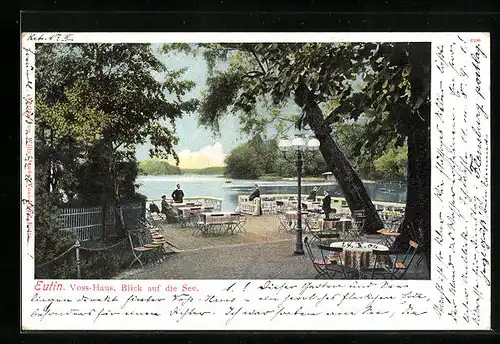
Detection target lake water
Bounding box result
[137,174,407,211]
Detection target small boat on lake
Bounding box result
[225,179,233,183]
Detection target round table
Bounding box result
[329,241,389,270]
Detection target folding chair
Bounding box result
[127,229,156,269]
[148,203,166,221]
[307,213,322,236]
[208,213,226,236]
[140,228,168,263]
[193,218,207,236]
[275,200,285,214]
[233,214,247,234]
[304,236,335,279]
[186,207,203,226]
[268,199,277,213]
[376,217,402,247]
[313,232,341,245]
[277,212,292,232]
[317,245,357,279]
[361,240,419,279]
[176,212,190,228]
[142,211,163,232]
[345,213,366,242]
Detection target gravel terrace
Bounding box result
[114,214,429,280]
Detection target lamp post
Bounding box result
[279,135,321,255]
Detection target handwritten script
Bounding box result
[21,38,36,250]
[432,35,490,327]
[28,280,428,327]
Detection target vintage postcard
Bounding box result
[21,32,490,331]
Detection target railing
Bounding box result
[147,196,223,211]
[237,194,406,215]
[35,237,130,279]
[57,206,104,241]
[237,196,257,215]
[57,202,146,242]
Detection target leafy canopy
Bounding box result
[36,43,199,160]
[163,42,428,159]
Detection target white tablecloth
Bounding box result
[330,241,389,269]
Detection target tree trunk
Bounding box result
[303,100,385,233]
[103,141,126,236]
[392,117,430,270]
[392,43,431,271]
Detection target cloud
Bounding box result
[171,142,226,169]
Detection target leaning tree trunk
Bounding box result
[301,99,384,233]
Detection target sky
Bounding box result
[135,45,245,168]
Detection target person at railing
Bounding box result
[248,184,262,216]
[171,184,185,203]
[322,190,332,220]
[161,195,178,223]
[307,186,318,201]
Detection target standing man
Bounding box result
[248,184,262,216]
[171,184,185,203]
[322,190,332,220]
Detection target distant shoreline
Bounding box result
[137,174,407,187]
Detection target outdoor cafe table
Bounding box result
[329,241,390,276]
[319,218,352,234]
[285,211,309,221]
[302,201,322,212]
[285,211,310,230]
[178,206,213,225]
[171,202,202,211]
[198,212,241,236]
[178,206,211,218]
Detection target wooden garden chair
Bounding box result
[360,240,419,279]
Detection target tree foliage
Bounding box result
[224,138,327,179]
[36,43,198,202]
[224,144,262,179]
[35,43,198,268]
[163,42,430,245]
[138,159,182,175]
[373,146,408,181]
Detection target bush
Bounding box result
[35,237,136,279]
[34,186,76,271]
[77,239,135,279]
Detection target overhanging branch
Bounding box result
[248,47,267,75]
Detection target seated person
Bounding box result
[307,186,318,201]
[161,195,179,223]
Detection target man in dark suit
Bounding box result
[322,190,332,220]
[171,184,184,203]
